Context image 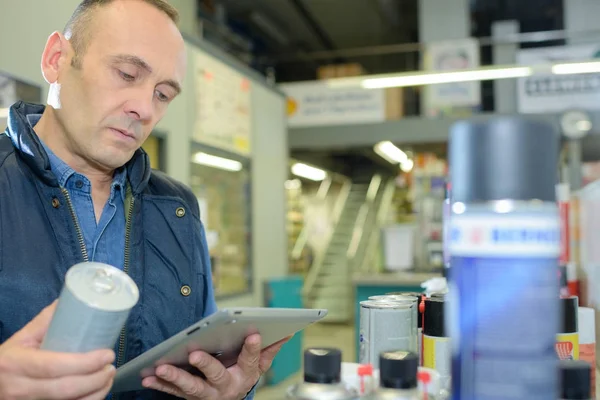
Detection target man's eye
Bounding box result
[119,71,135,82]
[155,90,170,102]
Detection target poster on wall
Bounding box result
[193,50,252,155]
[517,44,600,114]
[422,38,481,117]
[279,81,385,127]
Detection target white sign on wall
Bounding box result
[423,38,481,117]
[517,44,600,114]
[193,50,252,155]
[279,81,385,127]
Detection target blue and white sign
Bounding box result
[449,214,560,257]
[279,81,385,127]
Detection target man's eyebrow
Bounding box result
[110,54,152,72]
[110,54,182,95]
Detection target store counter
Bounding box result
[352,271,442,360]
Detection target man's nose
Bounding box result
[124,88,154,122]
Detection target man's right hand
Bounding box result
[0,301,116,400]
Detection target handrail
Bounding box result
[347,175,381,259]
[302,178,352,298]
[360,179,396,274]
[290,177,332,260]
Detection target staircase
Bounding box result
[303,175,392,323]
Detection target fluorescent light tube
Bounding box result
[374,141,407,164]
[552,61,600,75]
[361,66,532,89]
[192,152,242,172]
[400,159,414,173]
[291,163,327,181]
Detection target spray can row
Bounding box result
[286,348,422,400]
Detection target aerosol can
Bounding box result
[286,348,358,400]
[367,351,421,400]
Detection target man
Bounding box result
[0,0,286,399]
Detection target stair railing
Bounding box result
[347,175,381,260]
[302,178,352,300]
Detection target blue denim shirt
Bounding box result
[28,114,127,270]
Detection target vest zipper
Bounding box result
[60,188,89,262]
[116,197,135,369]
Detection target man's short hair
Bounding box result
[64,0,179,68]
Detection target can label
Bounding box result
[449,213,560,400]
[555,333,579,360]
[423,335,451,380]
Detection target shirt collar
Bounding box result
[27,113,128,199]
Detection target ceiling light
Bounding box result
[374,141,408,164]
[0,108,8,118]
[360,66,532,89]
[552,61,600,75]
[291,163,327,181]
[285,179,302,190]
[400,159,414,173]
[192,152,242,172]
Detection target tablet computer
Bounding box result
[111,307,328,393]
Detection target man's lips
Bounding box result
[109,127,136,140]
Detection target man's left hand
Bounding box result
[142,334,291,400]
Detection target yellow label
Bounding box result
[556,333,579,360]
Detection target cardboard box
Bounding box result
[385,87,404,120]
[317,63,366,79]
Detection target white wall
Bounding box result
[0,0,289,308]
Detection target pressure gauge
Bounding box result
[560,110,592,139]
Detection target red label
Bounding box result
[559,202,570,265]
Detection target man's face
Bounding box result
[52,0,186,170]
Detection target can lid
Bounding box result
[561,296,578,333]
[423,298,445,337]
[449,117,559,202]
[304,348,342,384]
[559,360,591,399]
[360,300,413,309]
[379,351,418,389]
[385,293,423,328]
[66,262,139,311]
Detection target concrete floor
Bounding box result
[256,323,355,400]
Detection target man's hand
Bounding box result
[142,334,292,400]
[0,301,116,400]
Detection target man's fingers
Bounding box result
[154,365,210,399]
[259,335,293,373]
[10,301,57,345]
[142,376,187,399]
[74,378,115,400]
[236,334,261,376]
[28,364,115,400]
[189,351,231,389]
[13,347,114,379]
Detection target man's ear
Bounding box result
[40,31,71,84]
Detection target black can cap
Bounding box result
[559,360,591,399]
[303,348,342,384]
[423,298,445,337]
[379,351,418,389]
[560,296,578,334]
[449,117,559,203]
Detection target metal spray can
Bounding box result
[359,299,418,369]
[41,261,139,352]
[384,292,424,365]
[448,117,561,400]
[556,296,579,360]
[559,360,592,400]
[286,348,358,400]
[422,297,451,391]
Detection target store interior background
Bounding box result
[3,0,600,397]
